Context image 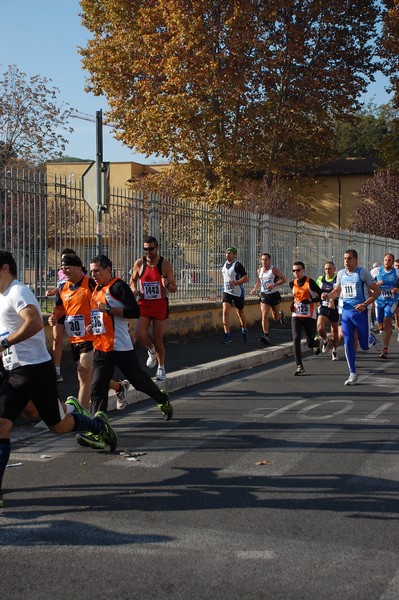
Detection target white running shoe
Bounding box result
[332,349,339,361]
[344,373,358,386]
[146,347,157,368]
[116,379,129,410]
[369,333,382,352]
[321,338,330,353]
[156,366,167,381]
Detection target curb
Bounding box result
[107,340,302,410]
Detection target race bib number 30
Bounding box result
[143,281,161,299]
[91,309,106,335]
[65,314,85,337]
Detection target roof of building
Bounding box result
[314,156,385,176]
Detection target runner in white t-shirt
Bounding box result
[0,250,118,508]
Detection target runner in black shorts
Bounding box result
[221,247,249,343]
[49,254,129,410]
[251,253,286,345]
[316,262,339,361]
[0,250,118,508]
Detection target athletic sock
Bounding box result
[71,412,102,434]
[0,439,11,490]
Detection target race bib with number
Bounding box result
[261,281,273,293]
[64,314,85,337]
[381,289,393,299]
[295,302,311,316]
[143,281,161,300]
[91,309,106,335]
[1,346,14,369]
[342,283,356,298]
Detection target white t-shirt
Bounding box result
[0,279,51,370]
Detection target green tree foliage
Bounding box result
[350,169,399,237]
[80,0,382,204]
[331,103,399,168]
[0,65,74,167]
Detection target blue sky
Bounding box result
[1,0,151,163]
[1,0,393,164]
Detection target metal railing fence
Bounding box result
[1,167,399,310]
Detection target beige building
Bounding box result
[47,157,383,230]
[46,160,168,189]
[296,157,384,230]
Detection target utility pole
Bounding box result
[72,109,109,255]
[96,109,103,254]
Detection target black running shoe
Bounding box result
[94,411,118,452]
[293,365,305,376]
[260,335,271,345]
[158,392,173,421]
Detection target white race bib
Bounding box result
[342,283,356,298]
[143,281,161,300]
[295,302,311,316]
[91,309,106,335]
[64,314,85,337]
[261,281,272,293]
[381,289,393,299]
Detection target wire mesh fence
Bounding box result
[1,166,399,310]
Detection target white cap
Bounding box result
[372,262,380,268]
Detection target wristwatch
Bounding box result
[1,338,11,349]
[105,305,111,314]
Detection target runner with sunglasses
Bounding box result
[130,236,177,381]
[289,261,322,376]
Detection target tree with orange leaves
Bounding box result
[80,0,383,204]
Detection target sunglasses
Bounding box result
[143,246,156,252]
[292,268,303,272]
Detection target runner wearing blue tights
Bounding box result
[322,249,381,386]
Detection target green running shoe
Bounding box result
[65,396,91,418]
[158,392,173,421]
[75,431,106,450]
[94,411,118,452]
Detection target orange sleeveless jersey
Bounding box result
[59,275,95,343]
[292,277,315,318]
[90,277,134,352]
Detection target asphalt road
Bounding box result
[1,344,399,600]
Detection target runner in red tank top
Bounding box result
[130,236,177,381]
